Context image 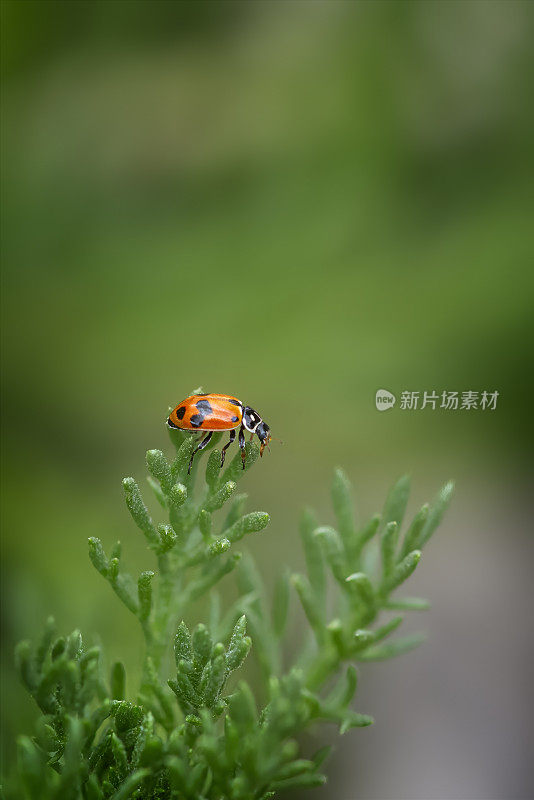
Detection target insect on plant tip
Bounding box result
[167,392,272,473]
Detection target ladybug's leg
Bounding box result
[188,431,213,474]
[220,429,236,468]
[238,424,246,469]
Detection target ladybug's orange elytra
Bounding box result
[167,393,271,474]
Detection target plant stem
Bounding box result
[305,648,339,692]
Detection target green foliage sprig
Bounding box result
[7,422,453,800]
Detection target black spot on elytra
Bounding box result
[176,406,186,420]
[228,398,242,407]
[231,415,239,423]
[167,417,178,428]
[196,399,213,415]
[190,413,204,428]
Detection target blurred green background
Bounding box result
[2,1,533,797]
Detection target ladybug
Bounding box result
[167,393,271,474]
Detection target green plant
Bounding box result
[7,420,453,800]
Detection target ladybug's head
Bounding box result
[256,421,271,457]
[243,406,271,456]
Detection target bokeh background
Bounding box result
[2,1,533,797]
